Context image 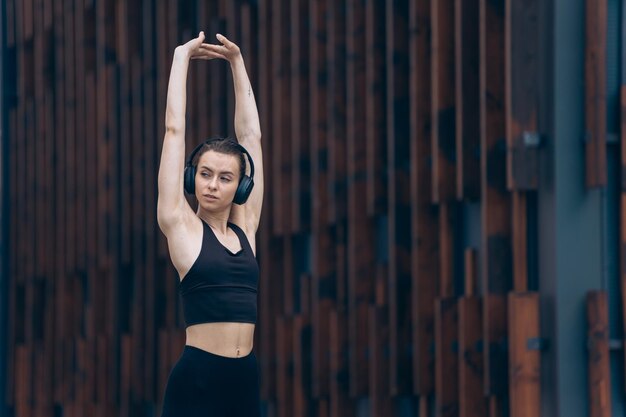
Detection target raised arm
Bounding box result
[201,35,264,236]
[157,32,209,232]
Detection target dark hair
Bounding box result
[191,137,246,180]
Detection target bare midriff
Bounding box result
[185,322,255,358]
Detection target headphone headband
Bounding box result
[186,138,255,179]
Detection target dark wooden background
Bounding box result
[2,0,620,416]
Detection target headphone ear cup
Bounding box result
[184,166,196,194]
[233,176,254,205]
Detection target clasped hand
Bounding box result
[175,31,241,63]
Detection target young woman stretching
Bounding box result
[157,31,263,417]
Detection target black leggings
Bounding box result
[161,345,261,417]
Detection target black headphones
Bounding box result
[183,138,255,205]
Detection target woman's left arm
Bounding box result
[201,35,264,236]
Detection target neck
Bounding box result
[196,208,230,233]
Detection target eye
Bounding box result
[220,176,232,182]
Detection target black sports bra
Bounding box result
[178,219,259,326]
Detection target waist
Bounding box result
[185,322,255,358]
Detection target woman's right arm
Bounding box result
[157,32,205,233]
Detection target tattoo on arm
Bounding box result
[248,85,251,97]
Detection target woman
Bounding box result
[157,31,263,417]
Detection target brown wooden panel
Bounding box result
[137,0,156,401]
[257,0,278,402]
[6,108,17,408]
[282,236,294,315]
[508,292,540,417]
[505,0,540,190]
[455,0,480,201]
[346,0,373,397]
[329,310,355,417]
[365,0,387,216]
[458,296,485,417]
[409,0,438,396]
[480,0,512,401]
[621,85,626,393]
[65,0,78,284]
[309,0,333,400]
[482,294,508,397]
[459,249,485,417]
[431,0,456,203]
[292,315,312,417]
[271,0,291,235]
[52,0,68,404]
[290,0,311,232]
[435,297,459,417]
[386,0,413,396]
[6,0,15,46]
[276,316,294,417]
[584,0,607,188]
[512,192,528,292]
[328,0,347,225]
[369,306,393,416]
[586,291,611,417]
[439,203,458,298]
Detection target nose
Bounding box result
[207,176,218,190]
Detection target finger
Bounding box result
[192,50,227,60]
[216,33,232,47]
[200,43,228,54]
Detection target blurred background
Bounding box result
[0,0,624,416]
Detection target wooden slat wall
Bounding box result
[621,85,626,394]
[7,0,614,416]
[586,291,611,417]
[585,0,607,188]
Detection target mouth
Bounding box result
[203,194,219,201]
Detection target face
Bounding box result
[195,150,240,211]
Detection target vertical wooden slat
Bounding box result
[621,85,626,394]
[480,0,511,406]
[585,0,607,187]
[329,310,355,417]
[346,0,372,398]
[140,0,157,402]
[586,291,611,417]
[512,192,528,292]
[310,0,332,400]
[505,0,540,190]
[292,315,311,417]
[290,0,310,232]
[369,305,393,416]
[455,0,480,200]
[276,317,293,417]
[431,0,456,203]
[435,297,459,417]
[365,0,387,216]
[508,292,540,417]
[257,0,283,403]
[386,0,412,396]
[458,250,485,417]
[409,0,438,397]
[328,0,347,224]
[52,0,67,403]
[271,0,291,235]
